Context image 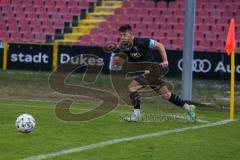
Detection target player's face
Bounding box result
[119,31,132,42]
[113,56,126,66]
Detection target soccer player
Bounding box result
[113,24,196,122]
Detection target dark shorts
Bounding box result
[134,75,167,93]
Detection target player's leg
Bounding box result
[124,79,144,122]
[157,85,196,121]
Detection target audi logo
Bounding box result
[178,59,212,73]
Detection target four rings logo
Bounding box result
[178,59,212,73]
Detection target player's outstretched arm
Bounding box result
[153,42,169,68]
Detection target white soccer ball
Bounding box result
[16,114,36,133]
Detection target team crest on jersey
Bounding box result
[129,46,141,59]
[129,52,141,59]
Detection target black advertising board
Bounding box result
[149,50,240,80]
[7,43,53,71]
[58,45,109,73]
[4,43,240,80]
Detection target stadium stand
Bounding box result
[0,0,96,43]
[74,0,239,53]
[0,0,239,53]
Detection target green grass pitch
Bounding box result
[0,71,239,160]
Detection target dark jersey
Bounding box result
[117,38,155,62]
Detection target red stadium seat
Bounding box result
[9,32,21,42]
[156,1,167,8]
[43,0,55,6]
[57,6,70,15]
[142,16,154,24]
[52,20,65,29]
[46,6,58,14]
[135,9,150,17]
[134,23,147,30]
[55,0,66,7]
[148,23,160,31]
[167,17,181,24]
[31,26,43,33]
[145,1,155,9]
[211,40,224,52]
[6,25,18,32]
[150,9,161,17]
[211,25,222,32]
[62,14,73,21]
[35,6,46,13]
[106,15,115,22]
[115,15,129,24]
[132,1,145,8]
[126,8,137,15]
[37,13,49,19]
[20,25,31,33]
[22,33,35,42]
[106,36,118,43]
[41,19,52,27]
[91,35,105,46]
[222,10,234,18]
[80,35,91,42]
[67,0,79,7]
[173,39,183,48]
[204,32,217,40]
[204,18,216,25]
[79,1,89,8]
[34,33,46,42]
[33,0,44,6]
[160,24,171,31]
[209,10,221,17]
[3,11,14,18]
[98,21,109,28]
[174,24,184,32]
[0,0,10,5]
[195,32,205,41]
[166,32,178,39]
[115,8,124,15]
[0,32,9,41]
[122,1,131,8]
[90,28,99,35]
[153,31,164,39]
[24,6,35,13]
[70,7,81,15]
[154,16,167,24]
[196,25,210,32]
[43,26,55,34]
[129,15,142,24]
[173,10,185,18]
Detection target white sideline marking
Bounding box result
[21,119,235,160]
[196,119,209,123]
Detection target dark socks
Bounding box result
[129,91,141,109]
[168,93,186,107]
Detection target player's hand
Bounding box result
[160,61,169,68]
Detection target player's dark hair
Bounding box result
[119,24,132,32]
